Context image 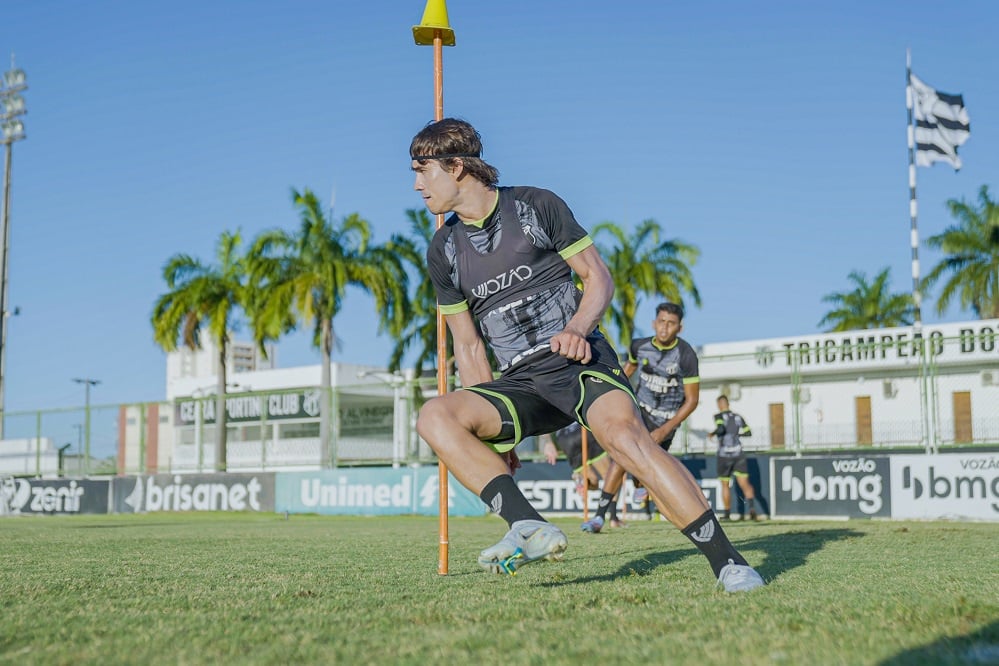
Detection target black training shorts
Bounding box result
[555,427,608,472]
[717,454,749,480]
[464,336,635,453]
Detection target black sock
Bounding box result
[681,510,748,577]
[595,491,615,519]
[607,497,619,521]
[479,475,544,527]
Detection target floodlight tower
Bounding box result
[0,56,27,440]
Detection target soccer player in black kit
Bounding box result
[581,301,701,528]
[410,118,763,591]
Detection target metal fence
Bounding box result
[3,331,998,476]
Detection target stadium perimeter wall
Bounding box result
[2,449,996,522]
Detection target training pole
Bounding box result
[581,428,589,520]
[413,0,455,576]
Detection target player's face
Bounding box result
[412,159,460,215]
[652,311,682,346]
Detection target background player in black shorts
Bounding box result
[410,118,762,590]
[540,422,624,528]
[709,395,761,521]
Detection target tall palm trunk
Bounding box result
[215,337,228,472]
[319,317,333,468]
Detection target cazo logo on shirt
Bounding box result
[472,265,533,299]
[780,458,884,514]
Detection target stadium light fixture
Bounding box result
[73,378,101,474]
[0,56,28,440]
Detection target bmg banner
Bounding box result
[773,456,891,518]
[892,452,999,521]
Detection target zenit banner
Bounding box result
[0,477,110,515]
[891,452,999,521]
[772,456,891,518]
[275,467,487,517]
[112,473,276,513]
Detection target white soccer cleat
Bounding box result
[478,519,568,575]
[717,559,765,593]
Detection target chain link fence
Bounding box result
[3,329,997,476]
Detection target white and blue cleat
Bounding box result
[478,519,568,575]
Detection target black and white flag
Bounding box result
[909,73,971,170]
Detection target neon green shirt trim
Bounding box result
[462,191,499,229]
[558,235,593,260]
[439,301,468,315]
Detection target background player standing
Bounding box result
[710,394,762,521]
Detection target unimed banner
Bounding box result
[891,452,999,521]
[112,473,276,513]
[275,467,487,517]
[772,455,891,518]
[0,478,110,515]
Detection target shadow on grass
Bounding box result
[879,619,999,665]
[540,527,864,587]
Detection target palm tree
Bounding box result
[817,268,915,332]
[380,208,454,390]
[247,188,409,467]
[591,219,702,351]
[152,230,248,471]
[923,185,999,319]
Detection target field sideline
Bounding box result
[1,514,996,665]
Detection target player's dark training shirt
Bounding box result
[713,410,751,457]
[426,186,598,372]
[628,336,699,428]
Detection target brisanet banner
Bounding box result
[891,452,999,521]
[0,477,110,515]
[772,455,891,518]
[112,473,276,513]
[275,467,487,517]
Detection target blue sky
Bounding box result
[4,0,997,416]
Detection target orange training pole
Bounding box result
[433,31,449,576]
[412,0,455,576]
[581,427,589,520]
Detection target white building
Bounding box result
[686,318,999,454]
[113,319,999,474]
[165,335,276,395]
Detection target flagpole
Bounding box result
[413,0,455,576]
[905,48,922,328]
[906,48,933,454]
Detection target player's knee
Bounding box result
[416,396,453,440]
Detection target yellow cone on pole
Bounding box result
[413,0,455,46]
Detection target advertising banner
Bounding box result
[0,477,110,515]
[275,467,487,517]
[112,473,276,513]
[514,456,771,517]
[772,455,891,518]
[891,452,999,521]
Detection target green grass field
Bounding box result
[1,514,997,665]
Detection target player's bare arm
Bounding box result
[550,245,614,364]
[445,310,494,387]
[653,381,700,444]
